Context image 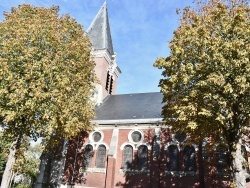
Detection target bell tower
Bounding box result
[87,1,121,104]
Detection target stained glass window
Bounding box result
[82,144,93,169]
[123,145,133,169]
[183,145,196,171]
[138,145,148,170]
[96,145,106,168]
[167,145,179,171]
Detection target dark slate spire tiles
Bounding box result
[87,1,114,55]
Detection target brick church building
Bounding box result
[35,2,250,188]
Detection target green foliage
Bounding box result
[0,4,96,186]
[13,141,42,187]
[155,0,250,186]
[0,4,96,145]
[15,184,32,188]
[155,0,250,142]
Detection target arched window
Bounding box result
[183,145,196,171]
[82,144,93,169]
[96,145,106,168]
[123,145,133,169]
[167,145,179,171]
[138,145,148,170]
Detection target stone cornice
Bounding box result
[91,118,163,125]
[91,48,112,64]
[91,49,121,77]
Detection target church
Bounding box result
[35,2,250,188]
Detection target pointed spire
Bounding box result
[87,1,114,55]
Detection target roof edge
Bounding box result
[91,118,163,125]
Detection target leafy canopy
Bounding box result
[154,0,250,142]
[14,140,43,187]
[0,5,96,144]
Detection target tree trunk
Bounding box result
[230,138,246,188]
[0,140,17,188]
[0,135,21,188]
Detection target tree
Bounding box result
[154,0,250,187]
[0,133,11,183]
[13,141,43,188]
[0,4,96,187]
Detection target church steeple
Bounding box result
[87,1,114,55]
[87,2,121,104]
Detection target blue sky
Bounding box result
[0,0,194,94]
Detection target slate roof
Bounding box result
[94,92,164,120]
[87,1,114,55]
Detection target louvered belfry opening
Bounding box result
[105,71,110,91]
[109,76,113,94]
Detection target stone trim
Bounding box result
[128,129,144,144]
[96,142,109,151]
[89,130,104,143]
[136,143,152,150]
[119,169,150,176]
[92,118,163,125]
[85,167,106,173]
[120,142,136,151]
[81,141,109,150]
[108,128,119,157]
[164,171,199,177]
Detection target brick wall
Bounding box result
[61,126,250,188]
